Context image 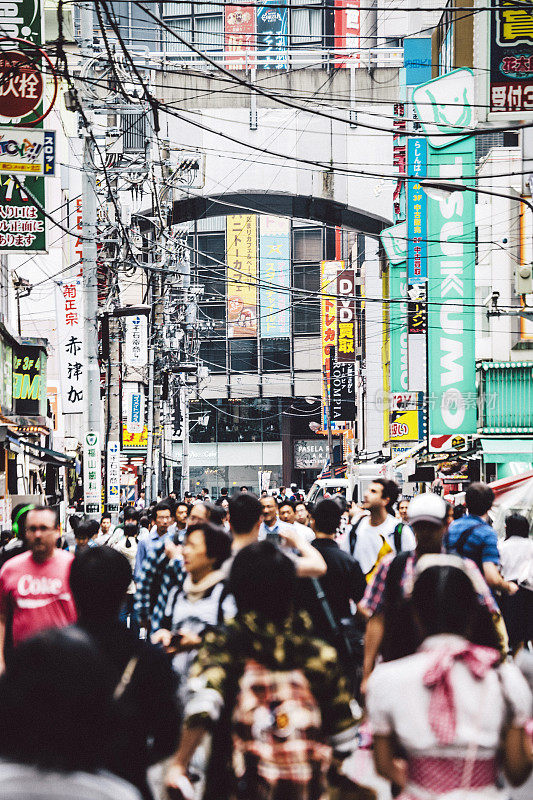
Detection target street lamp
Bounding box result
[419,179,533,308]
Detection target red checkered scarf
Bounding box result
[422,640,500,745]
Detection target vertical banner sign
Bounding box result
[413,69,477,438]
[336,269,356,361]
[320,260,342,425]
[225,5,255,69]
[0,0,46,253]
[257,0,288,69]
[407,284,427,334]
[56,278,85,413]
[106,441,120,512]
[259,215,291,338]
[124,315,148,368]
[330,347,357,422]
[227,215,258,338]
[407,137,428,283]
[125,387,144,434]
[334,1,361,66]
[489,0,533,116]
[83,431,102,514]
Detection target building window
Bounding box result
[291,0,323,48]
[293,262,320,335]
[196,233,226,324]
[230,339,257,372]
[199,339,226,373]
[293,227,323,262]
[262,338,290,372]
[163,3,223,53]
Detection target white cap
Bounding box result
[407,493,447,526]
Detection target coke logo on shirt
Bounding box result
[17,575,63,596]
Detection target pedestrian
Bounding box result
[294,500,310,526]
[0,506,76,670]
[366,561,532,799]
[239,485,248,494]
[96,512,117,546]
[0,503,35,568]
[0,627,142,800]
[278,499,314,540]
[70,547,179,800]
[164,540,359,800]
[134,502,173,584]
[345,479,416,581]
[445,482,519,599]
[259,495,327,577]
[359,493,504,696]
[69,520,98,554]
[151,522,233,704]
[221,492,263,579]
[112,515,140,633]
[135,490,146,512]
[397,498,409,523]
[300,499,366,696]
[498,513,533,653]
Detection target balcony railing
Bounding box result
[478,361,533,434]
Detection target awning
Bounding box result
[10,436,74,467]
[480,438,533,464]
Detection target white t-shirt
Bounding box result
[499,536,533,587]
[347,513,415,574]
[0,762,141,800]
[367,634,531,758]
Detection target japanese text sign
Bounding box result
[489,0,533,116]
[407,137,427,282]
[57,278,85,413]
[227,215,258,338]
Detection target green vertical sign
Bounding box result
[0,0,46,254]
[426,139,476,435]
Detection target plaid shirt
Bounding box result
[133,540,185,630]
[360,552,499,618]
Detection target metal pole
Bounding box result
[80,2,101,517]
[181,382,190,494]
[145,278,155,505]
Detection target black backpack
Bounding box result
[380,551,420,662]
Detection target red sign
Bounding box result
[225,5,255,69]
[0,51,43,120]
[334,1,361,66]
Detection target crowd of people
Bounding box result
[0,479,530,800]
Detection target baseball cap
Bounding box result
[407,493,447,526]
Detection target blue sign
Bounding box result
[43,131,55,176]
[407,137,428,283]
[404,38,432,86]
[259,216,291,338]
[130,392,142,425]
[257,1,288,69]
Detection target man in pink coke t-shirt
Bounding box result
[0,507,76,670]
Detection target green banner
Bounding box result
[0,0,46,253]
[389,263,409,393]
[427,138,476,436]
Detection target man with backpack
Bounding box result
[343,479,415,582]
[445,482,518,599]
[165,541,360,800]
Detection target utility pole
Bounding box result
[80,2,102,517]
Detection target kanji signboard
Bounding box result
[227,215,258,338]
[489,0,533,116]
[407,137,427,283]
[124,315,148,368]
[336,269,356,362]
[106,441,120,512]
[57,278,85,413]
[225,5,255,69]
[0,174,45,252]
[83,431,102,514]
[321,260,342,424]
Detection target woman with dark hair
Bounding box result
[499,513,533,653]
[151,522,233,702]
[367,557,532,799]
[0,627,141,799]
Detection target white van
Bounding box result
[306,465,387,506]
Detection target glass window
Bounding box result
[291,0,323,48]
[262,338,290,372]
[199,339,226,373]
[293,228,323,262]
[164,17,192,52]
[293,262,320,335]
[197,233,226,323]
[230,339,258,372]
[196,14,223,51]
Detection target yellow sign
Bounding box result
[122,423,148,451]
[389,409,419,441]
[227,214,257,338]
[320,260,343,423]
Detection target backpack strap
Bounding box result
[393,522,403,555]
[348,516,364,557]
[448,522,485,559]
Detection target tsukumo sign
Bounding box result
[413,69,477,437]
